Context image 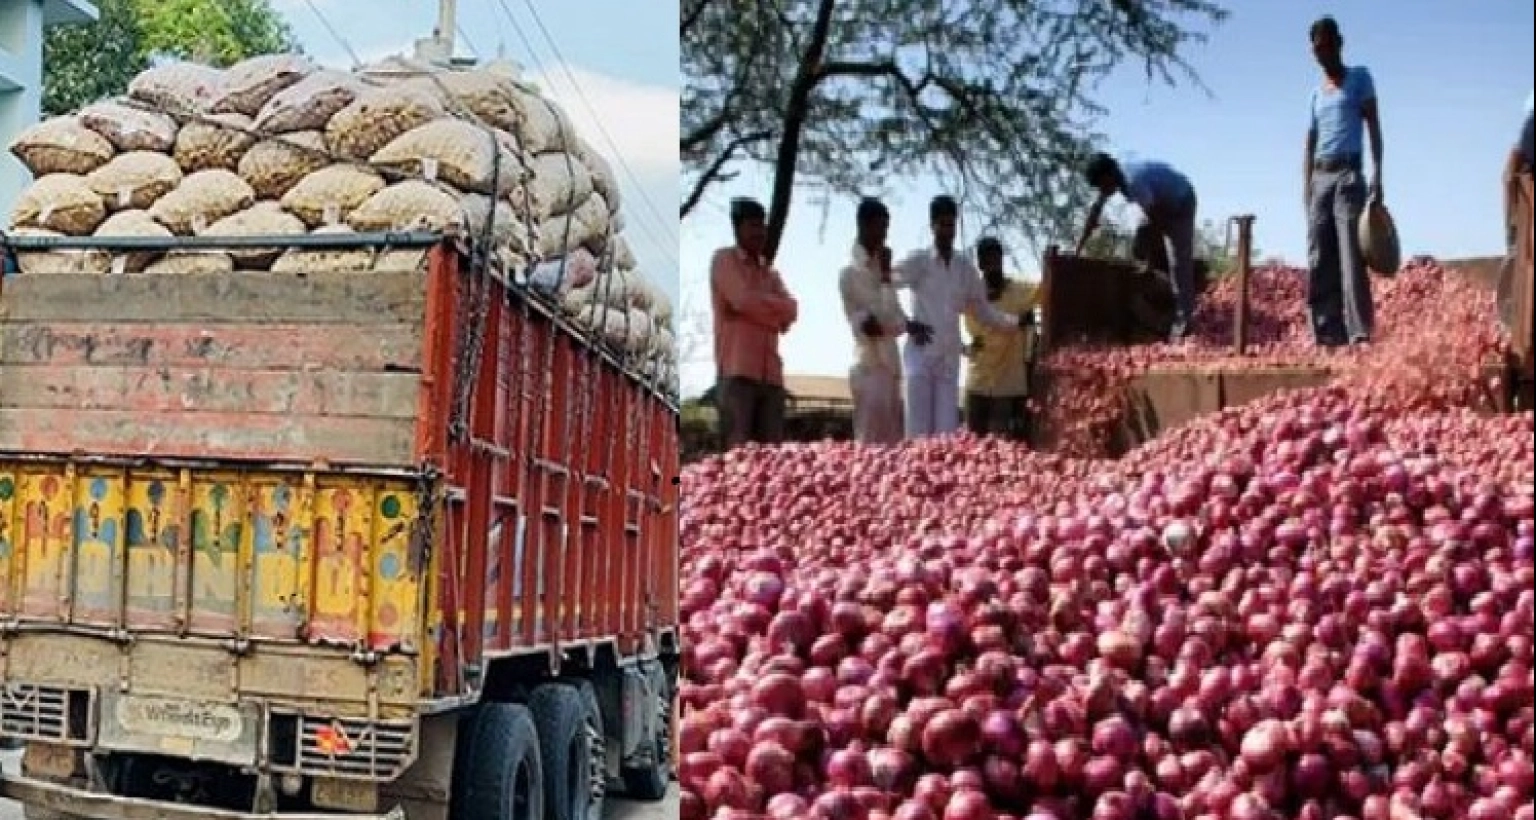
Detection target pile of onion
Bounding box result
[678,257,1533,820]
[1038,258,1509,458]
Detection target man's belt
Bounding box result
[1313,155,1363,173]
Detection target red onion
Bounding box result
[679,258,1534,818]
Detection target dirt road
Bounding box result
[0,751,676,819]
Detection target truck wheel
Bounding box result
[529,682,605,820]
[451,703,544,820]
[619,662,672,801]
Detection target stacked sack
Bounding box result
[7,54,674,386]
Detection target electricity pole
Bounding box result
[413,0,458,65]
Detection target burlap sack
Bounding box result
[237,131,330,199]
[78,100,179,154]
[211,54,316,117]
[143,251,236,275]
[1358,200,1402,277]
[12,174,107,236]
[515,86,577,153]
[398,69,524,132]
[325,86,444,160]
[174,113,256,172]
[271,225,376,274]
[149,169,256,235]
[348,181,464,232]
[560,281,596,316]
[460,193,530,253]
[370,118,522,196]
[653,327,677,362]
[9,117,115,176]
[527,247,598,294]
[94,209,174,273]
[86,151,183,211]
[522,151,594,220]
[201,201,308,268]
[585,268,631,311]
[6,227,108,274]
[577,304,652,353]
[253,70,364,133]
[610,235,637,269]
[622,307,655,354]
[572,136,620,211]
[621,268,656,311]
[536,192,610,259]
[280,164,386,227]
[649,285,674,329]
[128,62,226,115]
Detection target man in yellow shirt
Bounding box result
[963,238,1038,440]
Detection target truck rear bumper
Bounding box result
[0,773,405,820]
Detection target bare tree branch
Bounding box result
[680,0,711,37]
[682,0,1228,252]
[682,106,736,156]
[763,0,839,261]
[682,130,774,218]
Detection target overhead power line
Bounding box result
[491,0,680,273]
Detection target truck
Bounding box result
[0,231,679,820]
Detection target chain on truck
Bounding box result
[0,227,680,820]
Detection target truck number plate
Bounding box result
[114,695,244,743]
[312,777,378,812]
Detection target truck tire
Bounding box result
[529,682,605,820]
[451,703,544,820]
[619,662,672,801]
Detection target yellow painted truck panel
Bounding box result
[0,460,428,653]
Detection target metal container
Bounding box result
[1039,250,1157,348]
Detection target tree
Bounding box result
[44,0,299,116]
[682,0,1228,261]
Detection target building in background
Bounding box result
[0,0,98,211]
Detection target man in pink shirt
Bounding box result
[710,199,799,448]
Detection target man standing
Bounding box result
[1500,91,1534,330]
[964,238,1038,440]
[1304,15,1384,348]
[839,198,932,444]
[709,198,799,448]
[894,196,1032,439]
[1075,153,1200,341]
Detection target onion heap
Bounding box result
[679,259,1533,820]
[1038,258,1509,457]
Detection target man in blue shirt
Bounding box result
[1076,153,1200,341]
[1304,15,1384,348]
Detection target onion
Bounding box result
[679,260,1534,819]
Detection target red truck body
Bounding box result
[0,233,678,819]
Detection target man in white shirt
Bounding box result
[839,198,932,444]
[893,196,1033,438]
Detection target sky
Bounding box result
[273,0,679,305]
[677,1,1535,397]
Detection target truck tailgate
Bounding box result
[0,270,428,466]
[0,457,429,650]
